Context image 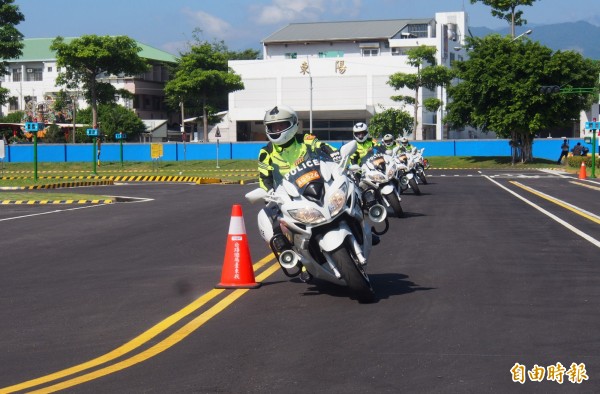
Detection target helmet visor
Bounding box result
[266,120,291,138]
[354,131,367,140]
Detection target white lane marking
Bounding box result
[510,181,600,223]
[484,176,600,248]
[0,204,112,221]
[0,197,153,222]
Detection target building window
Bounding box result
[307,119,366,140]
[449,52,456,65]
[391,48,407,56]
[8,96,19,111]
[26,68,43,81]
[318,51,344,58]
[285,52,297,59]
[406,23,429,38]
[361,48,379,57]
[47,67,53,72]
[12,68,21,82]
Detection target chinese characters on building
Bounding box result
[300,61,309,75]
[299,60,348,75]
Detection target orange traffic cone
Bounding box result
[215,205,261,289]
[579,161,587,179]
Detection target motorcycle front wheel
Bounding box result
[331,242,376,303]
[409,177,421,195]
[384,192,403,218]
[417,168,428,184]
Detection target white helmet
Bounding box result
[399,137,409,145]
[264,105,299,145]
[382,134,394,147]
[353,122,369,142]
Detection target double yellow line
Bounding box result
[510,181,600,224]
[1,255,279,394]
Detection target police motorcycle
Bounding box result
[350,145,404,218]
[245,141,386,303]
[411,147,429,185]
[393,148,421,195]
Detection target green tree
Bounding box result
[0,0,24,106]
[43,124,66,143]
[0,110,23,141]
[445,34,599,162]
[77,103,146,142]
[165,40,244,142]
[50,35,148,131]
[387,45,454,139]
[368,108,413,140]
[470,0,537,38]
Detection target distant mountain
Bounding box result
[471,21,600,59]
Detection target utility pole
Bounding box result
[71,91,77,143]
[307,56,313,134]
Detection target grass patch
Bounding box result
[428,156,562,169]
[0,156,574,202]
[0,191,113,202]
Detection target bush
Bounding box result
[43,124,67,143]
[567,155,599,168]
[76,103,146,142]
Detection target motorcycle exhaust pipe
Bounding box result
[278,250,300,269]
[368,203,387,223]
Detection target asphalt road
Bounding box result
[0,170,599,393]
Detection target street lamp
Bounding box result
[511,29,533,42]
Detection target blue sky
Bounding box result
[14,0,600,55]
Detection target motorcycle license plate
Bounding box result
[296,170,321,188]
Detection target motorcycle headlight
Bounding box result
[328,183,347,216]
[367,170,386,183]
[288,207,326,224]
[386,164,397,179]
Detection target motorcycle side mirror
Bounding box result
[340,140,357,157]
[282,179,300,197]
[245,188,268,203]
[348,164,361,172]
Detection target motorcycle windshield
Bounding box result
[272,149,332,196]
[360,145,388,170]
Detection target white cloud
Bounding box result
[254,0,362,25]
[183,8,233,38]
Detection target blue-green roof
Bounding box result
[16,37,177,63]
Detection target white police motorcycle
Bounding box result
[245,141,385,303]
[352,145,404,218]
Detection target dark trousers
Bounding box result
[557,151,568,164]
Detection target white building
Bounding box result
[227,12,472,142]
[1,37,177,137]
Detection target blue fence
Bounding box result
[1,139,593,164]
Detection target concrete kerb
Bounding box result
[0,175,257,204]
